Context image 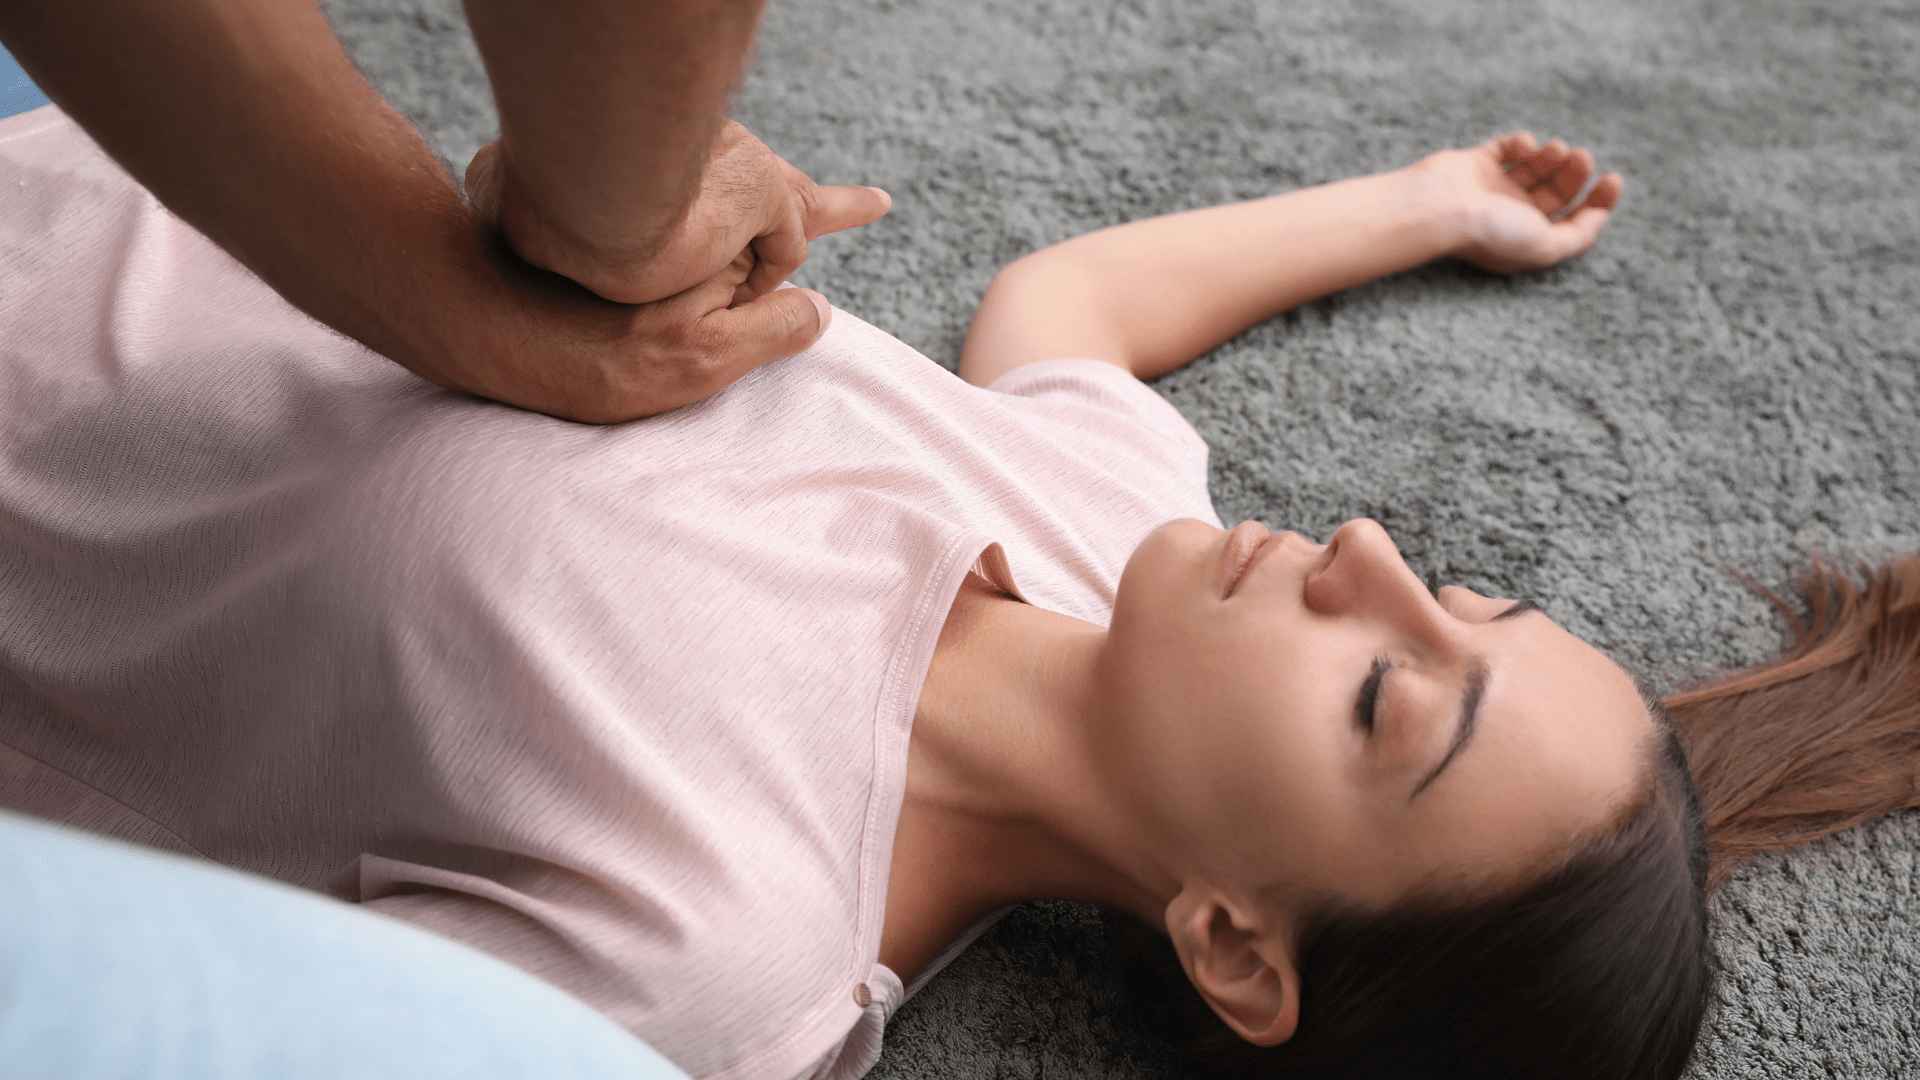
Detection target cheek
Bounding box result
[1209,647,1366,808]
[1245,731,1386,898]
[1265,674,1362,785]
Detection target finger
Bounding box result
[696,287,833,383]
[1550,168,1624,223]
[742,183,893,300]
[463,141,504,225]
[804,185,893,240]
[1511,138,1569,189]
[745,211,808,299]
[1585,171,1625,211]
[1488,131,1539,165]
[1542,205,1612,262]
[1536,147,1595,217]
[726,249,762,308]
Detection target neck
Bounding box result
[881,575,1176,982]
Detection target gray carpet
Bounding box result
[325,0,1919,1074]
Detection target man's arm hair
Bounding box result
[0,1,475,375]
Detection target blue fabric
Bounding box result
[0,41,52,118]
[0,810,689,1079]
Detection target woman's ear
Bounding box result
[1164,883,1302,1047]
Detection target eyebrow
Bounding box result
[1492,599,1542,621]
[1401,598,1542,802]
[1409,660,1488,803]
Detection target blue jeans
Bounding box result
[0,810,689,1078]
[1,41,52,118]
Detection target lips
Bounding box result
[1221,521,1273,598]
[1223,525,1336,597]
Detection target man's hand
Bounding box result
[465,120,892,305]
[2,0,881,424]
[1412,131,1625,274]
[405,211,858,424]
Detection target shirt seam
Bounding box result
[985,356,1211,460]
[853,526,983,970]
[701,526,981,1080]
[0,735,209,858]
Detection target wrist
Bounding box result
[490,140,685,294]
[1393,160,1478,260]
[338,192,489,393]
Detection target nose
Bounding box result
[1305,518,1453,641]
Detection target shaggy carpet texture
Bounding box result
[325,0,1918,1075]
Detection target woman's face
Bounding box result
[1094,517,1655,915]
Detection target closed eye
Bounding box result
[1493,598,1542,621]
[1355,655,1391,733]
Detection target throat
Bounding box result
[877,782,1002,985]
[879,570,1122,984]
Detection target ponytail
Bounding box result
[1669,555,1920,891]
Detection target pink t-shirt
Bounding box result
[0,108,1223,1078]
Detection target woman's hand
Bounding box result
[1413,132,1625,274]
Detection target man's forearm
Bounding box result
[461,0,765,265]
[0,1,471,375]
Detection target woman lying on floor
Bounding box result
[3,105,1916,1080]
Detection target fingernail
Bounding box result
[869,187,893,212]
[808,290,833,331]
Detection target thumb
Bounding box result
[463,141,505,225]
[700,287,834,376]
[1543,205,1612,263]
[805,185,893,240]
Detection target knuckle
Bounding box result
[671,317,719,365]
[770,231,808,270]
[792,174,821,215]
[785,297,815,337]
[618,306,766,413]
[675,325,736,389]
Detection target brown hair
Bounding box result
[1103,554,1920,1079]
[1672,555,1920,891]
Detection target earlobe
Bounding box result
[1164,885,1303,1048]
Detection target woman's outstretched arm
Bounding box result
[959,133,1622,386]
